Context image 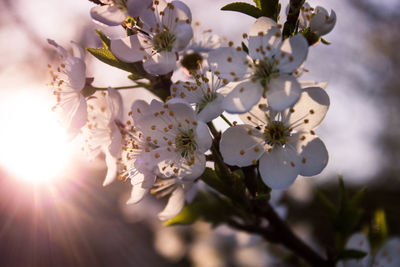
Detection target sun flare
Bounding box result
[0,89,74,183]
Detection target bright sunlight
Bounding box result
[0,89,74,183]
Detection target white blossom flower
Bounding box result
[299,3,336,37]
[169,67,225,122]
[81,88,124,186]
[131,99,212,179]
[208,17,308,113]
[338,233,400,267]
[220,86,329,189]
[121,99,210,220]
[110,0,193,75]
[48,39,88,138]
[90,0,152,26]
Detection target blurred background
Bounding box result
[0,0,399,266]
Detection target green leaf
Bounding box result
[253,0,261,9]
[95,29,111,49]
[337,249,368,260]
[259,0,280,21]
[87,48,148,77]
[221,2,262,19]
[316,190,337,217]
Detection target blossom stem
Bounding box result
[283,0,305,39]
[93,85,146,90]
[220,114,233,127]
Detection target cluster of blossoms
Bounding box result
[48,0,336,220]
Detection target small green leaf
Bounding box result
[259,0,280,21]
[316,190,337,217]
[221,2,262,19]
[321,38,331,45]
[253,0,261,9]
[87,48,148,77]
[95,29,111,49]
[337,249,368,260]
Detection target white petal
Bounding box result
[258,146,300,189]
[310,7,336,36]
[248,35,280,60]
[195,121,212,153]
[161,1,191,30]
[107,87,123,120]
[208,47,249,82]
[277,34,308,74]
[171,1,192,22]
[220,125,265,167]
[197,93,224,122]
[70,41,85,61]
[108,122,122,157]
[158,186,185,220]
[130,99,149,123]
[66,94,88,137]
[375,238,400,267]
[64,56,86,91]
[126,172,155,204]
[222,79,263,114]
[342,233,371,267]
[110,35,147,63]
[170,81,201,103]
[249,17,278,36]
[103,150,117,186]
[143,51,177,75]
[181,153,206,179]
[90,5,126,26]
[290,133,328,176]
[126,0,152,17]
[285,86,330,131]
[173,22,193,52]
[266,74,301,111]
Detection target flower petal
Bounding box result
[173,22,193,52]
[266,74,301,111]
[290,133,328,177]
[197,93,224,122]
[249,16,279,37]
[110,35,147,63]
[208,47,249,82]
[126,172,155,204]
[342,233,371,267]
[375,238,400,267]
[90,5,126,26]
[103,150,117,186]
[220,125,265,167]
[277,34,308,74]
[284,86,330,131]
[310,7,336,36]
[130,99,150,123]
[258,146,300,189]
[107,87,123,120]
[108,122,122,157]
[143,51,177,75]
[158,186,185,220]
[222,79,263,114]
[126,0,152,17]
[195,121,212,153]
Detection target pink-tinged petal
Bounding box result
[375,238,400,267]
[223,79,263,114]
[342,233,371,267]
[126,0,152,17]
[208,47,249,82]
[103,150,117,186]
[126,172,155,204]
[285,86,330,131]
[258,146,300,189]
[64,56,86,91]
[158,186,185,220]
[277,34,308,74]
[197,93,224,122]
[65,94,88,137]
[266,74,301,112]
[130,99,149,123]
[310,7,336,36]
[47,39,69,58]
[173,22,193,52]
[220,125,265,167]
[108,122,122,157]
[290,133,328,177]
[90,5,126,26]
[143,51,177,75]
[107,87,123,120]
[195,121,212,153]
[110,35,148,63]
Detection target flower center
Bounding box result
[152,31,176,52]
[175,129,197,158]
[264,121,291,146]
[253,60,279,88]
